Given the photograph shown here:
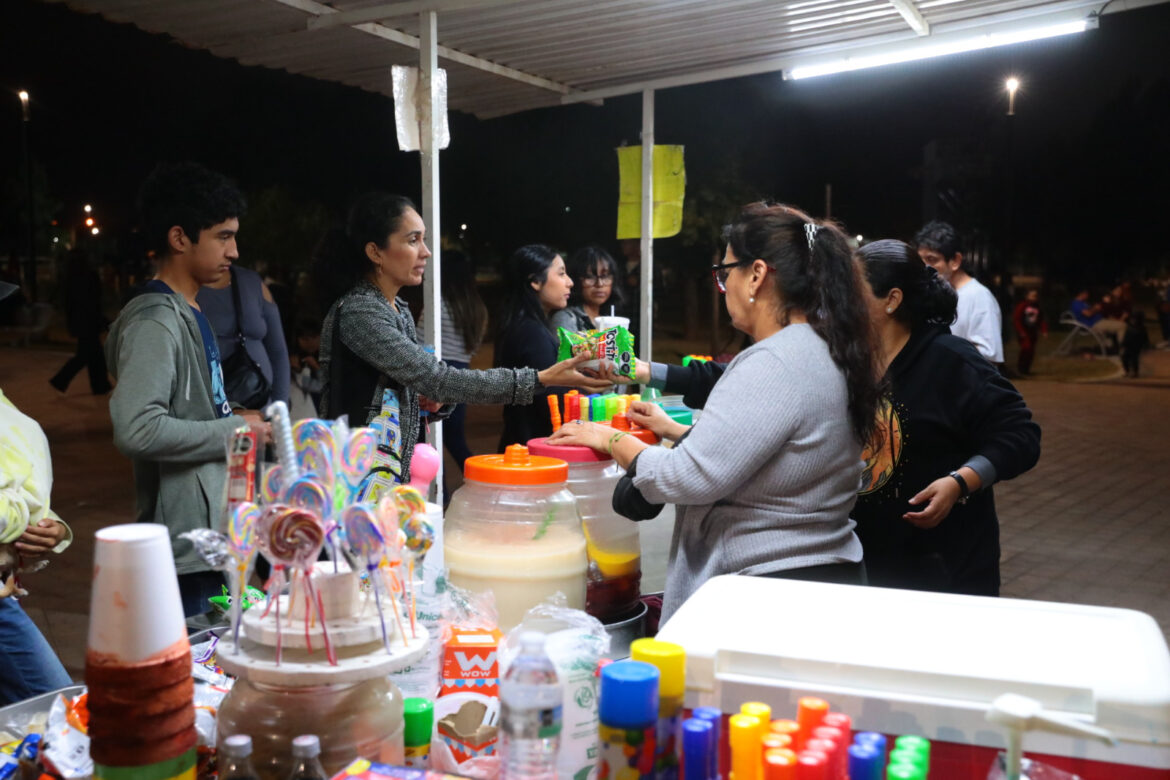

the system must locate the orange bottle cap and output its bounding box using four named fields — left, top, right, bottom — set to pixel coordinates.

left=464, top=444, right=569, bottom=485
